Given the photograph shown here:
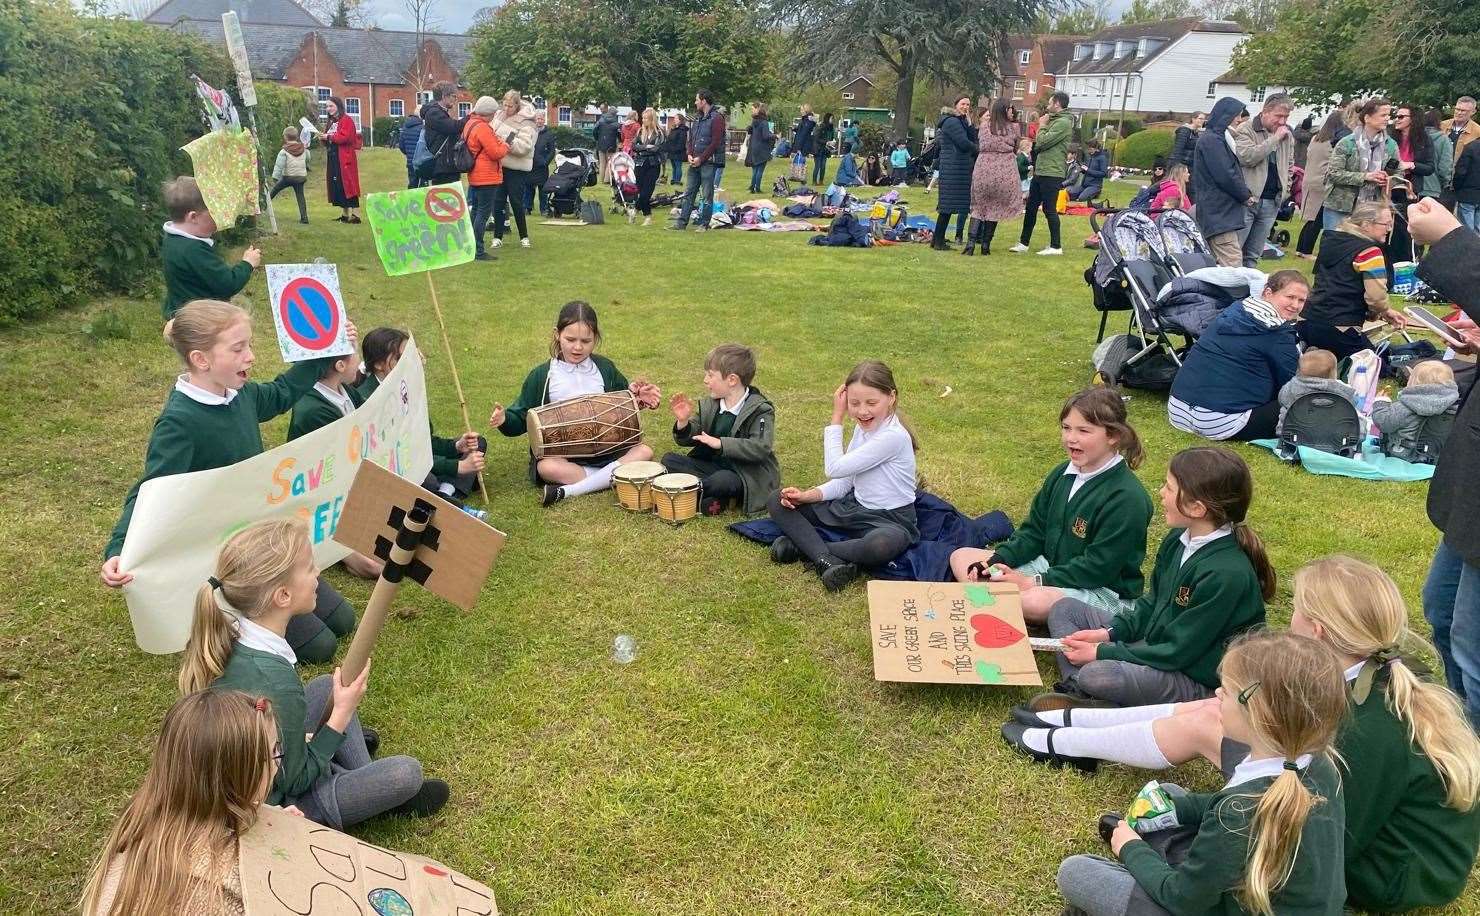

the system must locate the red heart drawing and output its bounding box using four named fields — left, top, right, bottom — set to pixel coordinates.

left=970, top=613, right=1025, bottom=649
left=423, top=864, right=449, bottom=877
